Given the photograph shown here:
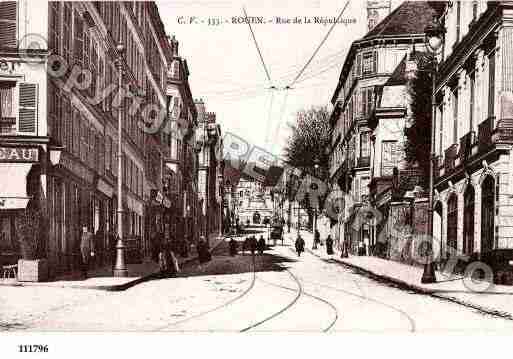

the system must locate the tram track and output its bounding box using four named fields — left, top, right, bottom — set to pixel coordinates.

left=303, top=248, right=416, bottom=332
left=240, top=269, right=302, bottom=332
left=257, top=276, right=338, bottom=332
